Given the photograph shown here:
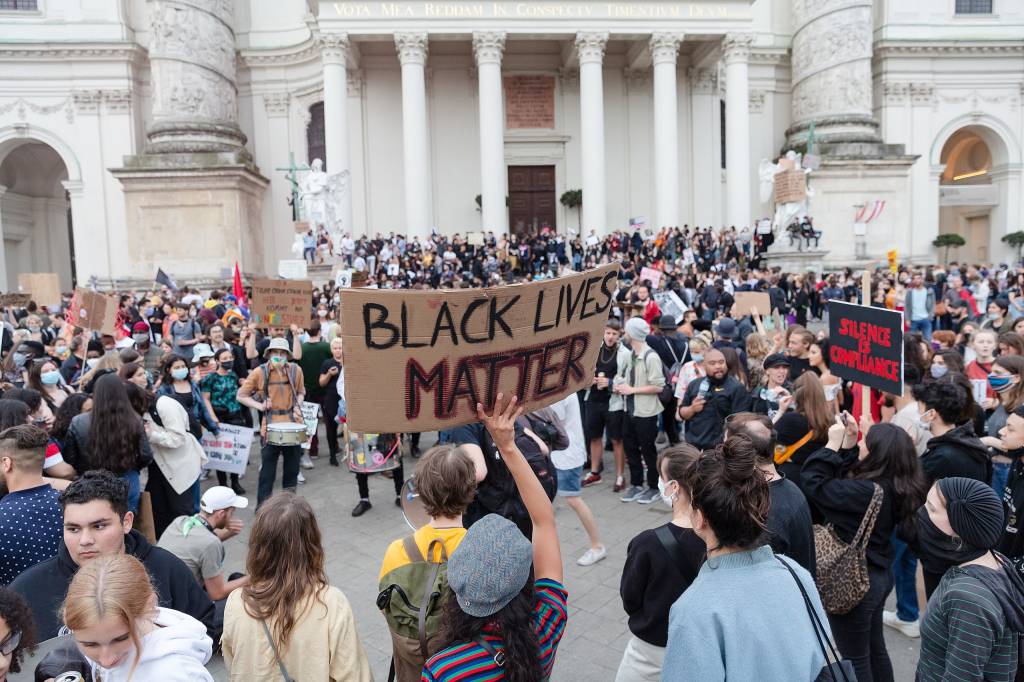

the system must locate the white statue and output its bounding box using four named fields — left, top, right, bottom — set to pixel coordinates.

left=298, top=158, right=349, bottom=237
left=758, top=150, right=813, bottom=235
